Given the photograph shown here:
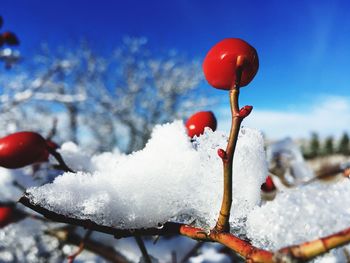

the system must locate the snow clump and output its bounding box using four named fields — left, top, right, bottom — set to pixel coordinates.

left=26, top=121, right=267, bottom=229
